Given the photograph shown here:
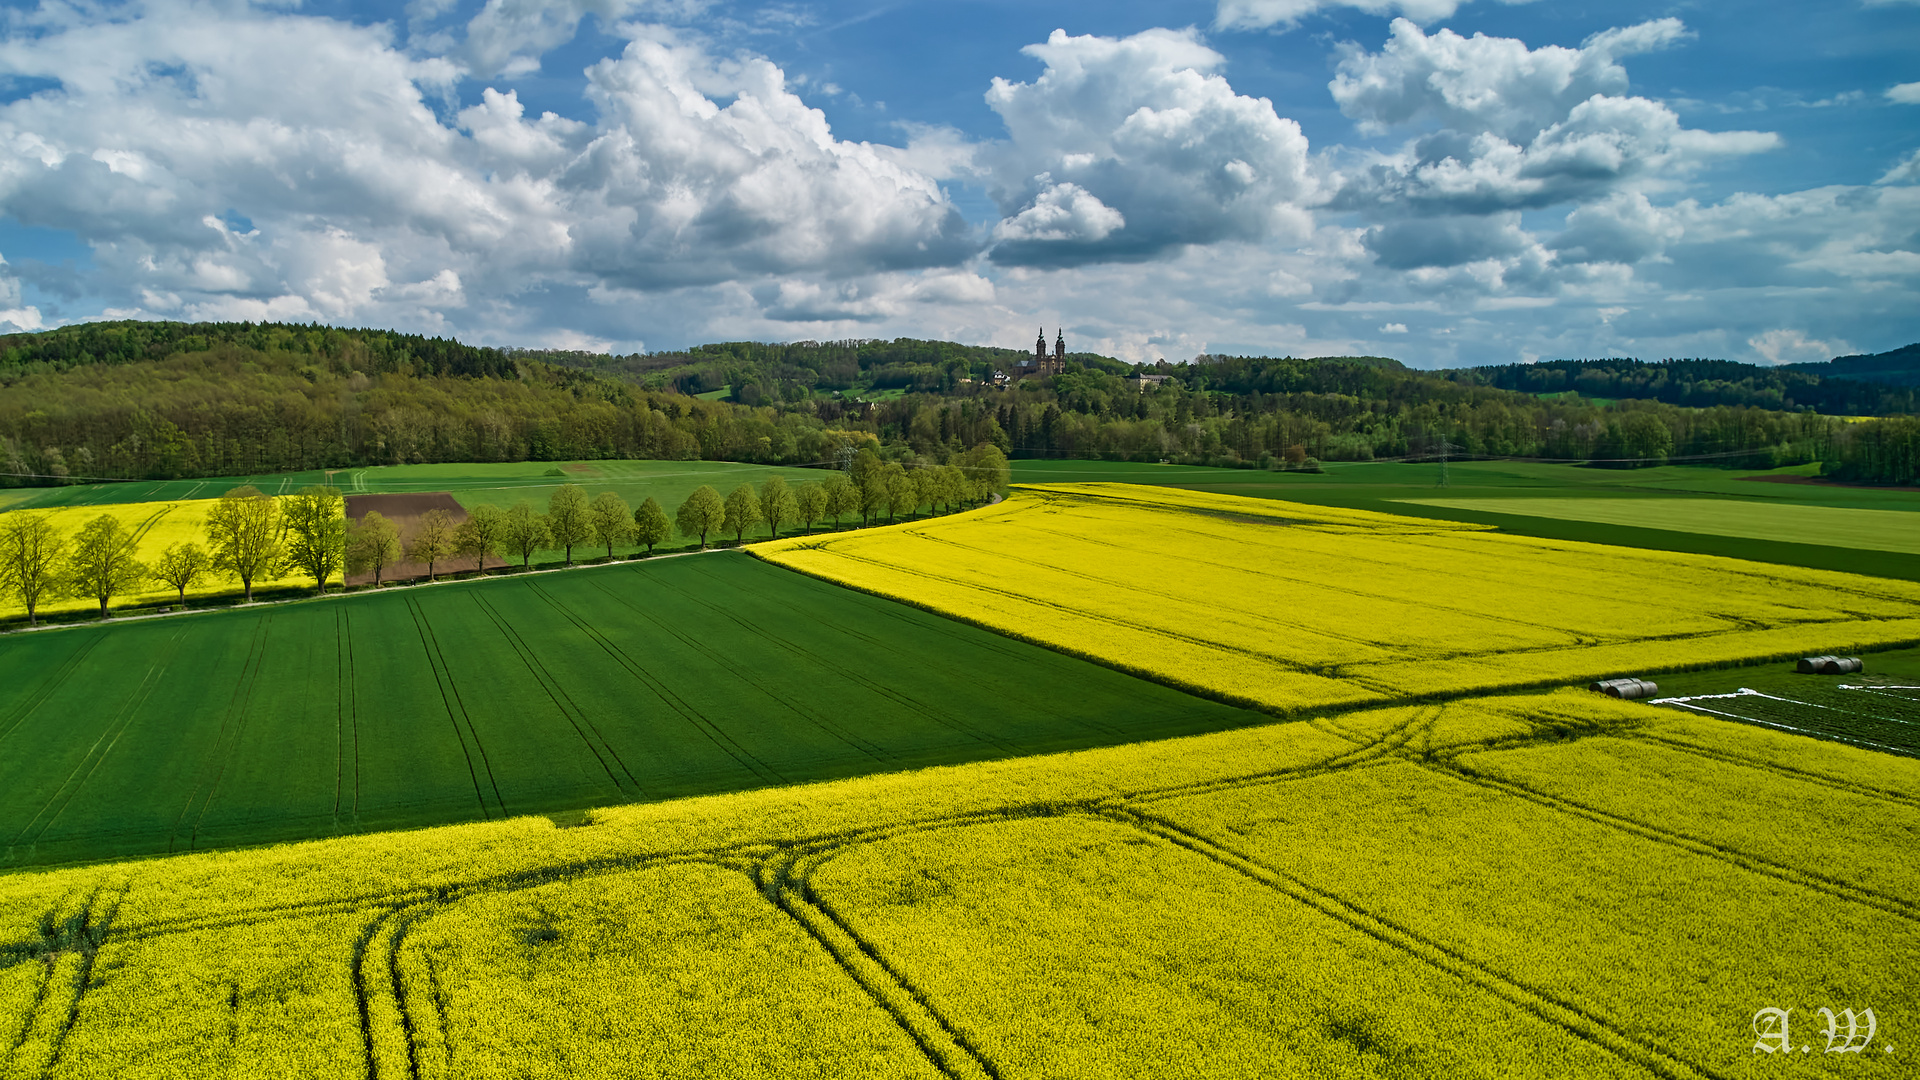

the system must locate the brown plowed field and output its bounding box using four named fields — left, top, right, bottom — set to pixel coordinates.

left=345, top=492, right=509, bottom=584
